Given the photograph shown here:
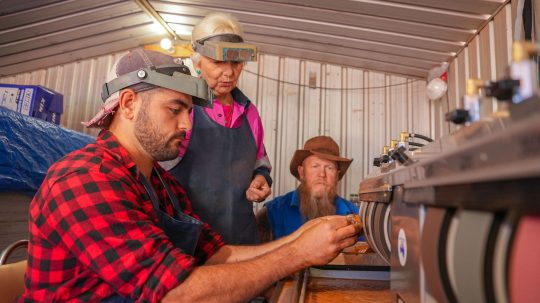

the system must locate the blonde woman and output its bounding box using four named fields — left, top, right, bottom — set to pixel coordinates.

left=167, top=12, right=272, bottom=245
